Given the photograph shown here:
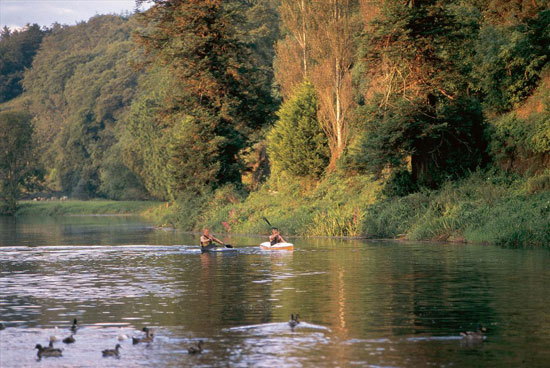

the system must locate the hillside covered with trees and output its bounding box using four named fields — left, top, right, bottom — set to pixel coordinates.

left=1, top=0, right=550, bottom=246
